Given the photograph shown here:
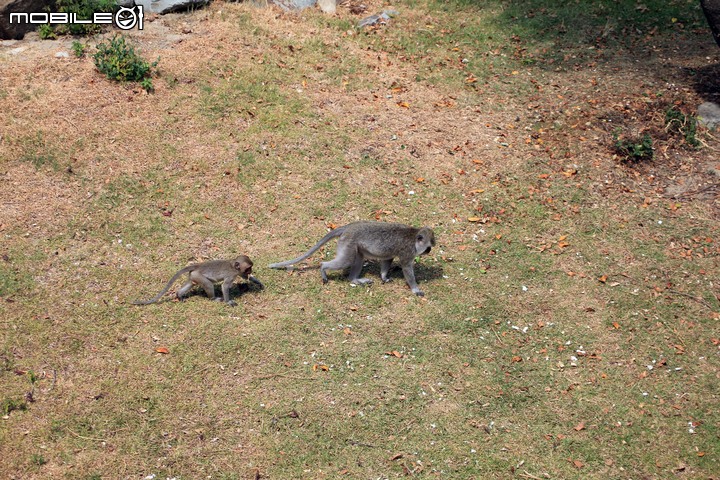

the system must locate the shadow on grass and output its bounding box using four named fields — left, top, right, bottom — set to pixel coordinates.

left=439, top=0, right=718, bottom=99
